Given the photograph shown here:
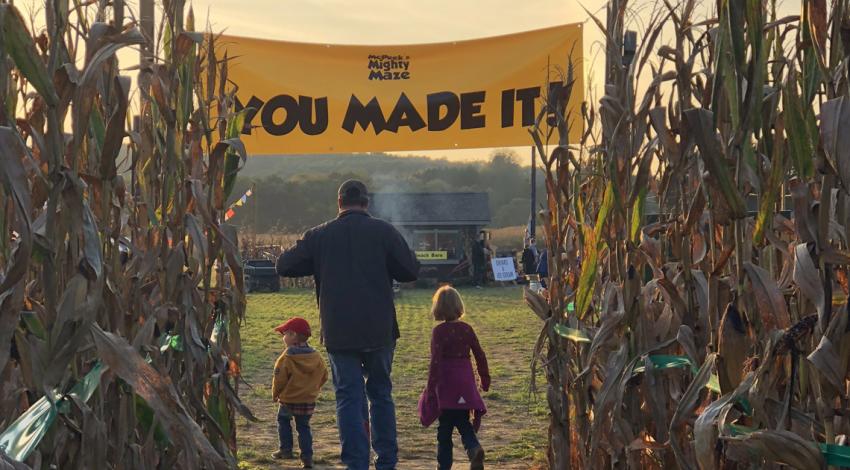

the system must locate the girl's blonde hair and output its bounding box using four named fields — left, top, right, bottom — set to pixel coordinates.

left=431, top=286, right=464, bottom=321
